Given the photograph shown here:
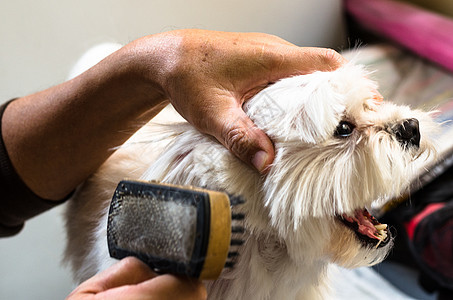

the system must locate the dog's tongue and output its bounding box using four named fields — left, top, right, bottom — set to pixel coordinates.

left=342, top=209, right=380, bottom=240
